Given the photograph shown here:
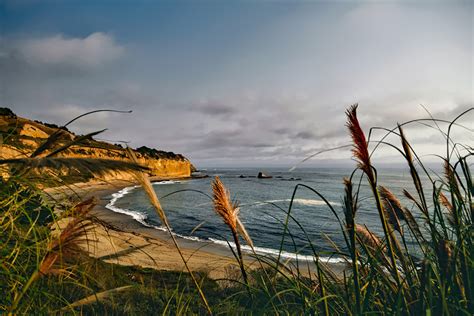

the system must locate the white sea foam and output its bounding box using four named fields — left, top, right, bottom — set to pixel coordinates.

left=106, top=180, right=180, bottom=226
left=106, top=186, right=345, bottom=265
left=106, top=185, right=195, bottom=235
left=246, top=199, right=340, bottom=207
left=105, top=185, right=153, bottom=227
left=152, top=180, right=181, bottom=185
left=208, top=238, right=346, bottom=264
